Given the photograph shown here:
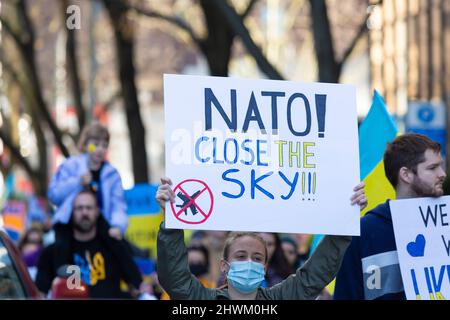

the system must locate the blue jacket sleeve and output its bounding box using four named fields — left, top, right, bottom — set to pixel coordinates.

left=47, top=158, right=83, bottom=206
left=108, top=173, right=128, bottom=234
left=333, top=236, right=365, bottom=300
